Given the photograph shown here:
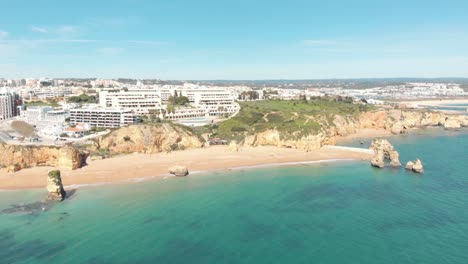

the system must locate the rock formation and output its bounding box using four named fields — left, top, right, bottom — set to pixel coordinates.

left=444, top=118, right=462, bottom=130
left=168, top=165, right=189, bottom=177
left=405, top=159, right=424, bottom=174
left=370, top=139, right=401, bottom=168
left=227, top=140, right=240, bottom=152
left=46, top=170, right=67, bottom=201
left=97, top=123, right=204, bottom=154
left=0, top=144, right=89, bottom=172
left=240, top=110, right=467, bottom=151
left=6, top=164, right=21, bottom=173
